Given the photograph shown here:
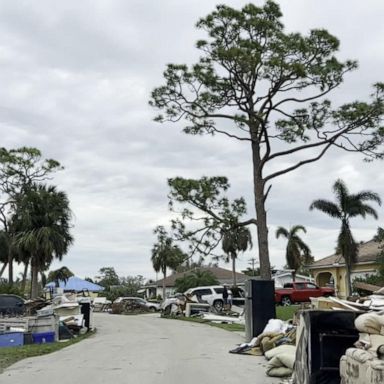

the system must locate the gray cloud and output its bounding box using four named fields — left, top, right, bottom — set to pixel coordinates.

left=1, top=0, right=383, bottom=280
